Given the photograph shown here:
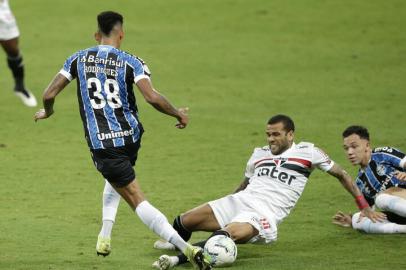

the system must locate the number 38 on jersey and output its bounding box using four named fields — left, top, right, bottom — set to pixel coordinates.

left=87, top=77, right=122, bottom=109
